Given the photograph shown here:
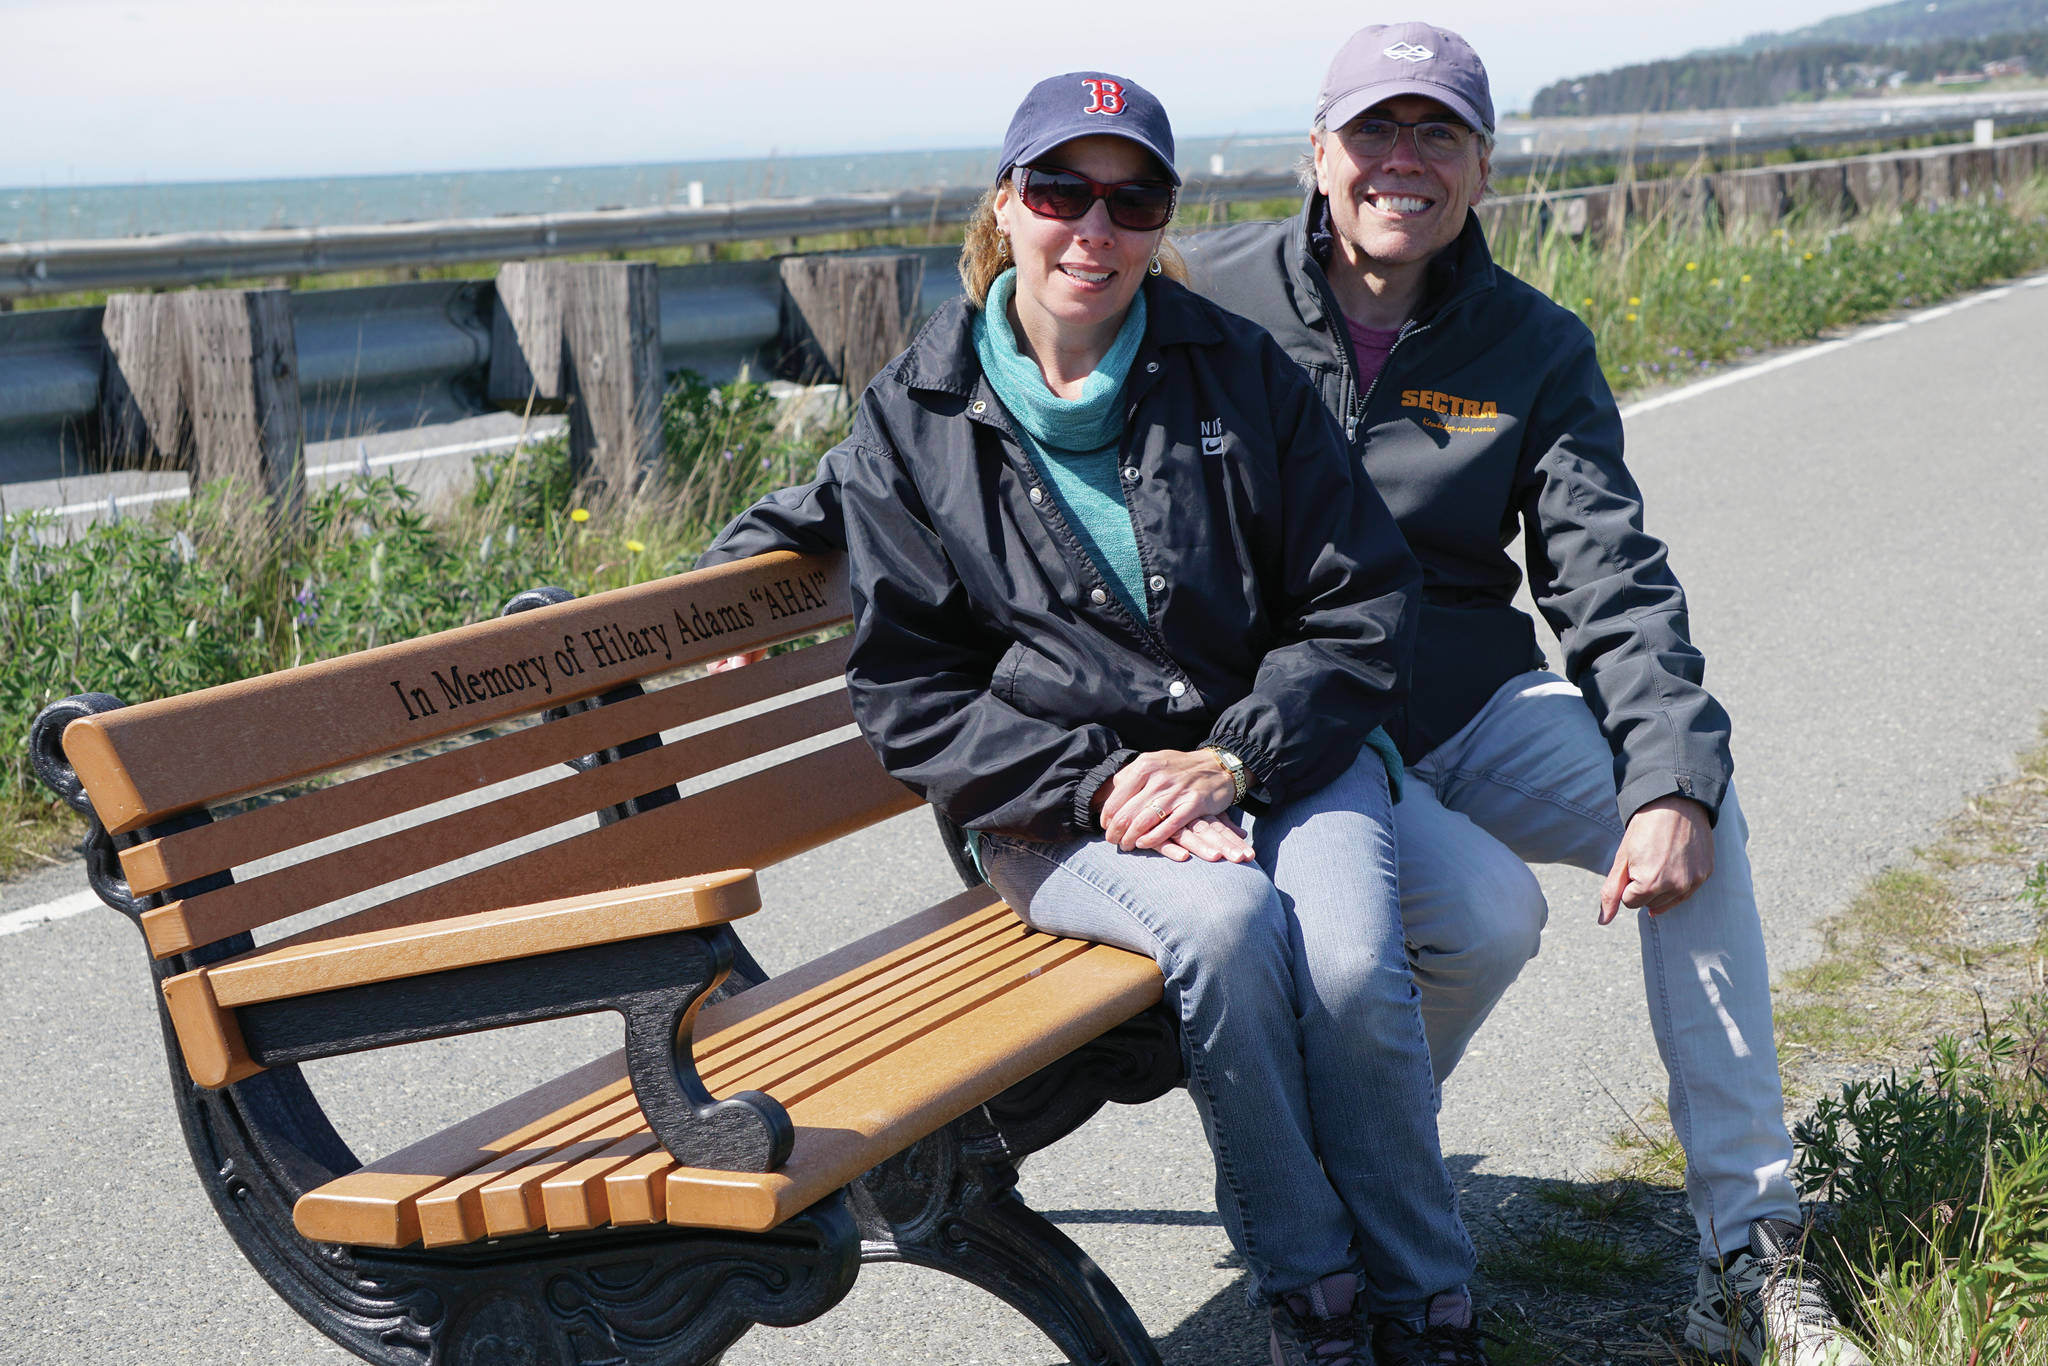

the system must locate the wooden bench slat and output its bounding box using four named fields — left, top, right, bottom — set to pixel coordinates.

left=139, top=690, right=855, bottom=959
left=541, top=1132, right=665, bottom=1233
left=65, top=552, right=847, bottom=835
left=479, top=1104, right=655, bottom=1239
left=120, top=636, right=855, bottom=896
left=291, top=1050, right=635, bottom=1248
left=653, top=943, right=1164, bottom=1234
left=190, top=737, right=916, bottom=966
left=703, top=931, right=1069, bottom=1100
left=414, top=1091, right=650, bottom=1247
left=293, top=891, right=1165, bottom=1248
left=198, top=871, right=758, bottom=1009
left=694, top=904, right=1023, bottom=1077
